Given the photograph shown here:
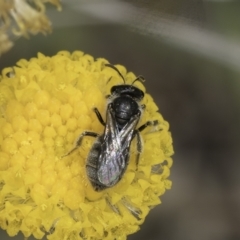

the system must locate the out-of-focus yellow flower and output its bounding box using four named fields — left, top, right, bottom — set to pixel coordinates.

left=0, top=0, right=61, bottom=56
left=0, top=51, right=174, bottom=240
